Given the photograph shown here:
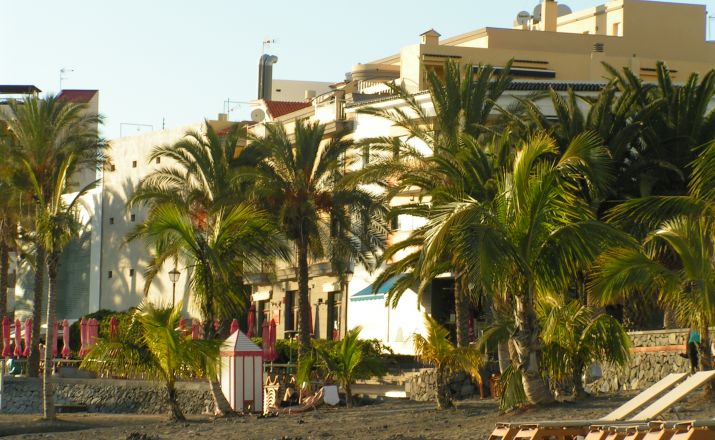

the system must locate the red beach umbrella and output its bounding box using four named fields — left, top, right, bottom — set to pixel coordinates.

left=79, top=318, right=87, bottom=357
left=230, top=318, right=239, bottom=335
left=51, top=320, right=59, bottom=358
left=268, top=319, right=277, bottom=362
left=61, top=320, right=71, bottom=359
left=2, top=316, right=11, bottom=358
left=191, top=319, right=200, bottom=340
left=246, top=304, right=255, bottom=338
left=109, top=316, right=119, bottom=338
left=22, top=318, right=32, bottom=357
left=261, top=319, right=269, bottom=359
left=13, top=318, right=22, bottom=357
left=308, top=305, right=314, bottom=336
